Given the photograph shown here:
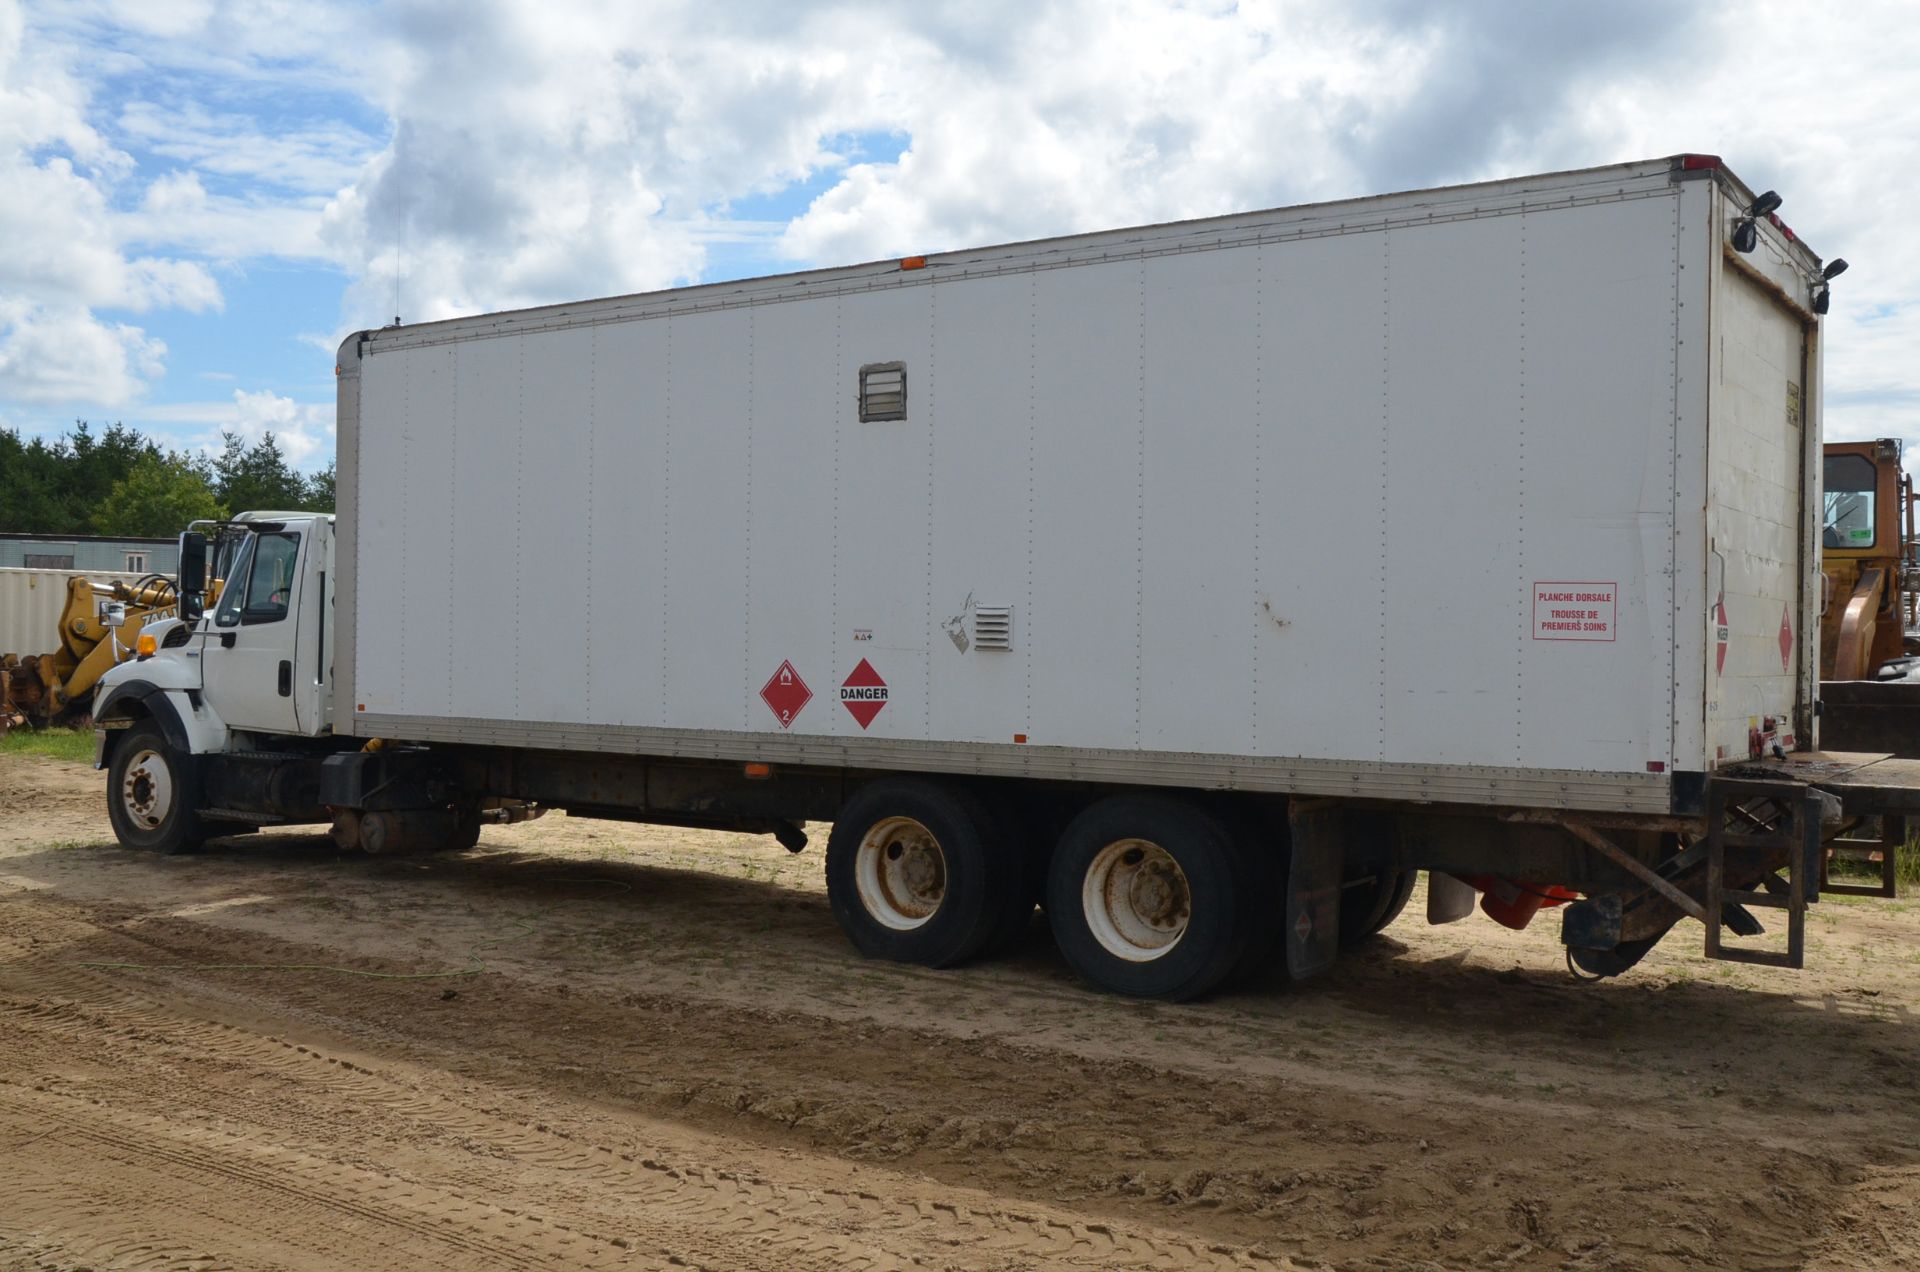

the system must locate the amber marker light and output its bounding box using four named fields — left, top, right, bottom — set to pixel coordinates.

left=136, top=632, right=158, bottom=657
